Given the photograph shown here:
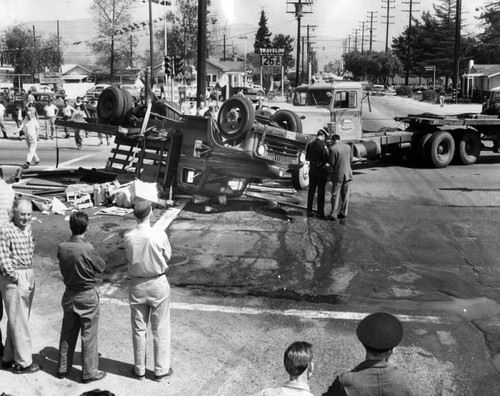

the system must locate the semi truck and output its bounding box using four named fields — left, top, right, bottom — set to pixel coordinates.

left=257, top=81, right=500, bottom=189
